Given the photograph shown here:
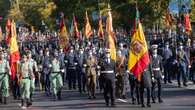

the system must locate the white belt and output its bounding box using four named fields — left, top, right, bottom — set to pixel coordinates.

left=101, top=70, right=114, bottom=74
left=152, top=68, right=160, bottom=71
